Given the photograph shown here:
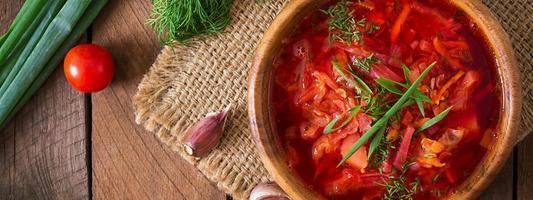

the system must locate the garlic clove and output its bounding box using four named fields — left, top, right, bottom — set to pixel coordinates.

left=249, top=182, right=290, bottom=200
left=183, top=105, right=231, bottom=157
